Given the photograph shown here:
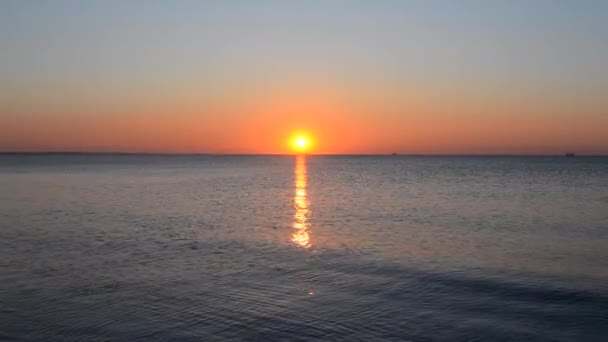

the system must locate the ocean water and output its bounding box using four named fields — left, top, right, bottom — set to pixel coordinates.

left=1, top=154, right=607, bottom=341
